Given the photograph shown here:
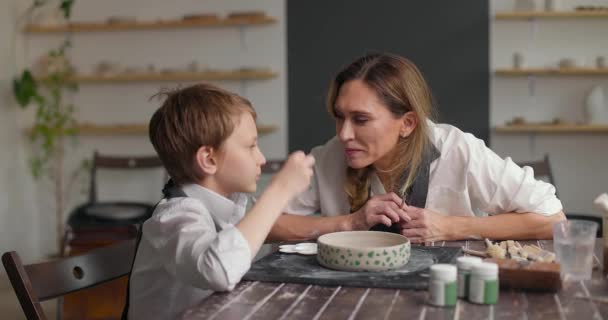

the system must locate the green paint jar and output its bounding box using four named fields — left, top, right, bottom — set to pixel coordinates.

left=456, top=256, right=482, bottom=299
left=429, top=264, right=457, bottom=307
left=468, top=262, right=499, bottom=305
